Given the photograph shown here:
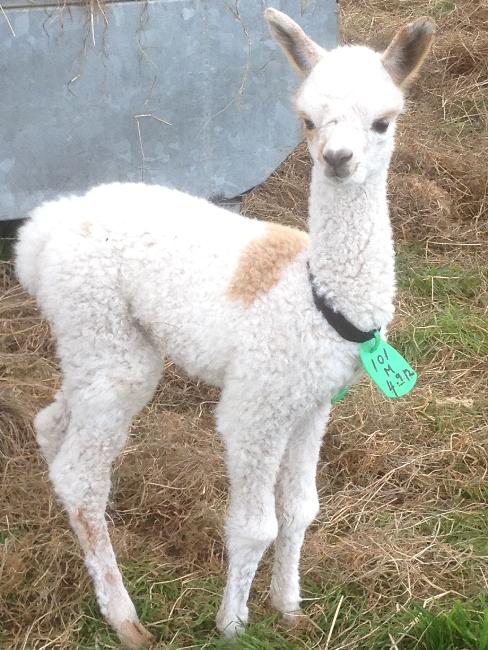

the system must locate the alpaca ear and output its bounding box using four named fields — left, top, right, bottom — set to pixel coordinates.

left=382, top=17, right=435, bottom=88
left=264, top=8, right=324, bottom=77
